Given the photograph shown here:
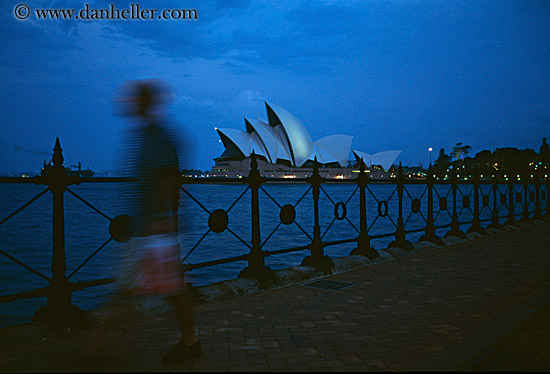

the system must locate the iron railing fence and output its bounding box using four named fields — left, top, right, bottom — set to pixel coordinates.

left=0, top=138, right=548, bottom=323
